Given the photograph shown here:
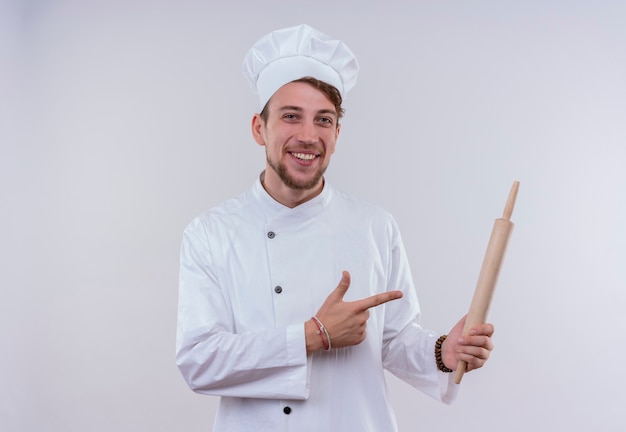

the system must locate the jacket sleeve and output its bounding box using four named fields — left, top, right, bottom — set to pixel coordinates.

left=175, top=223, right=310, bottom=400
left=380, top=217, right=460, bottom=404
